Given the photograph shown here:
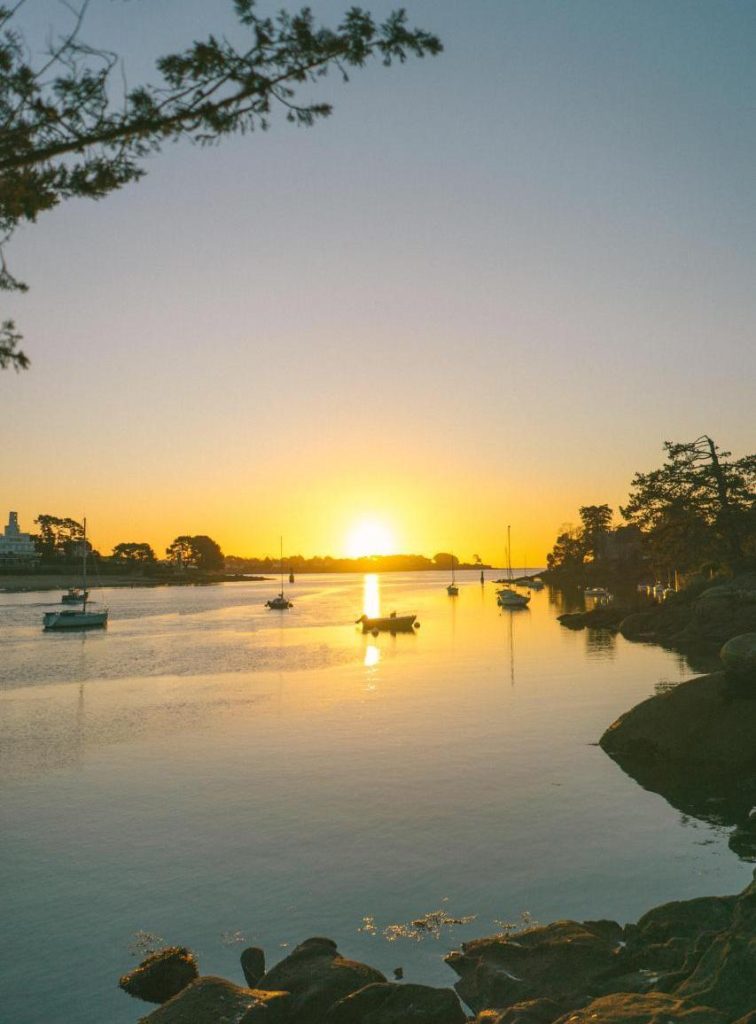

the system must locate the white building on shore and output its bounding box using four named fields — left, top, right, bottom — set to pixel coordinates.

left=0, top=511, right=38, bottom=563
